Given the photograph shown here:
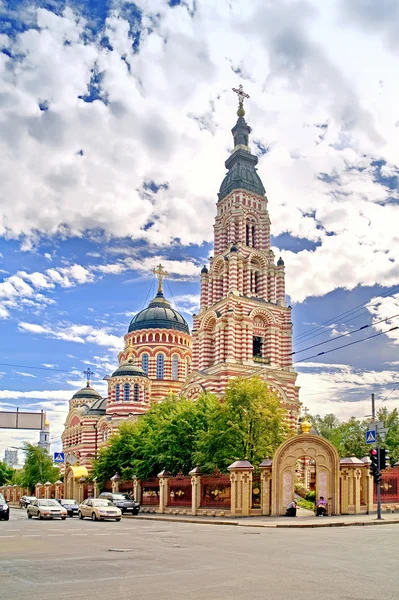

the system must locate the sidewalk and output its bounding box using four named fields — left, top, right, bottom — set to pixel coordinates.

left=124, top=507, right=399, bottom=529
